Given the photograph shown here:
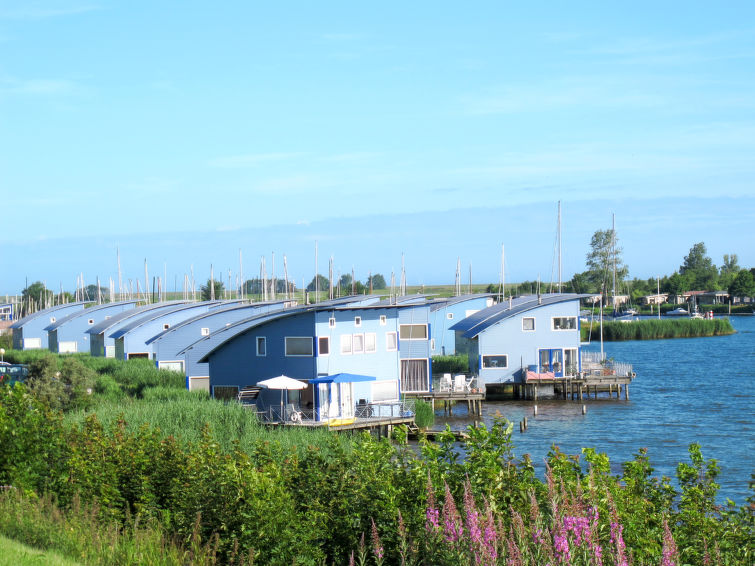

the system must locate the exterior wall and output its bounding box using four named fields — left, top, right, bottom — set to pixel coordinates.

left=475, top=300, right=582, bottom=386
left=208, top=312, right=317, bottom=393
left=398, top=305, right=430, bottom=361
left=49, top=303, right=137, bottom=354
left=313, top=308, right=402, bottom=403
left=429, top=297, right=493, bottom=356
left=11, top=304, right=85, bottom=350
left=119, top=305, right=215, bottom=360
left=152, top=303, right=290, bottom=381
